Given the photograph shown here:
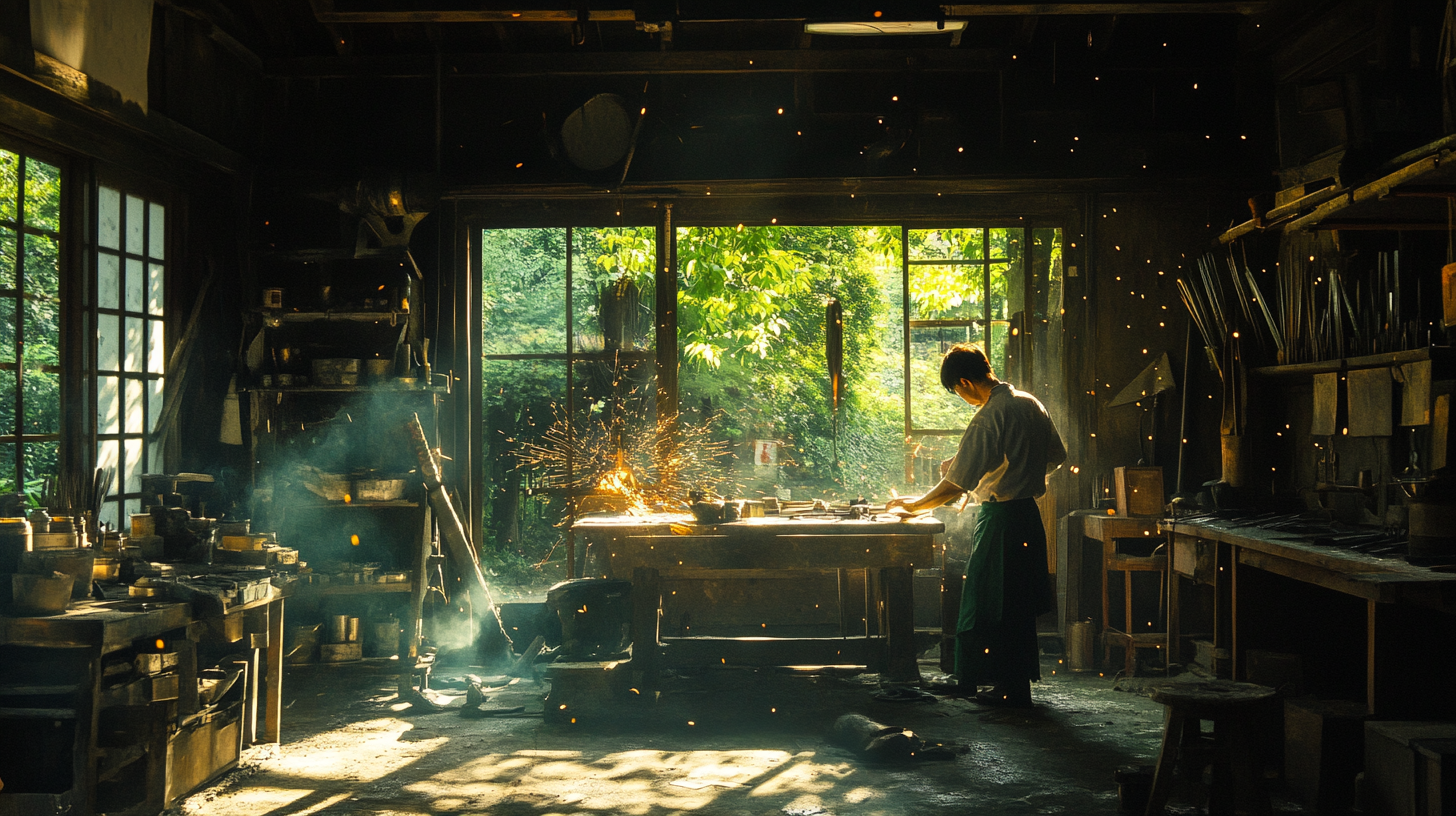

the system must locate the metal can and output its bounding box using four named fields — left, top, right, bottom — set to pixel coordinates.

left=329, top=614, right=350, bottom=644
